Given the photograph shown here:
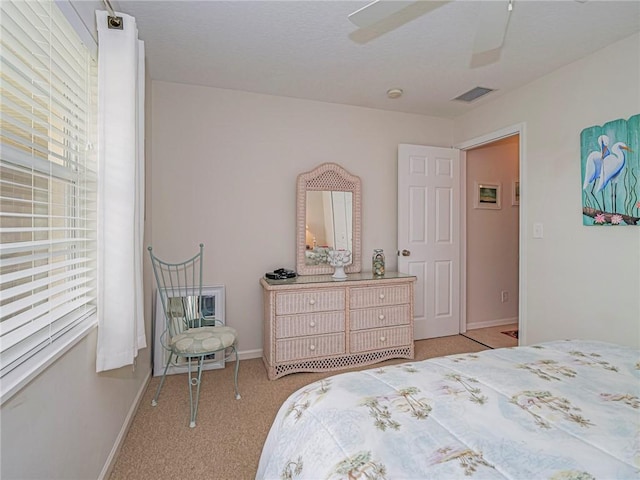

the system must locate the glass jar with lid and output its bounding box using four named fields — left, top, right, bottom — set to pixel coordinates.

left=372, top=249, right=385, bottom=276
